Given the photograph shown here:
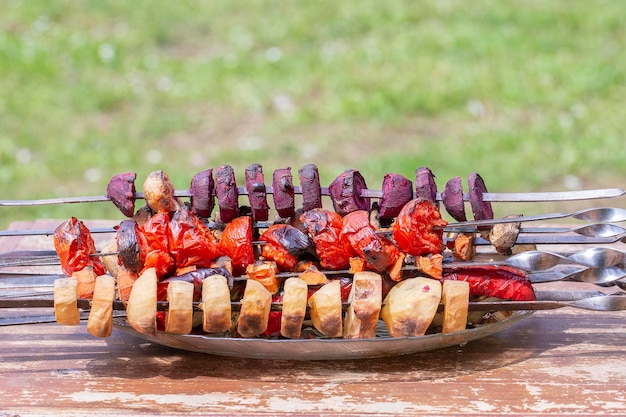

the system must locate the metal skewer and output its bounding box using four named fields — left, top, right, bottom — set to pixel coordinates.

left=441, top=207, right=626, bottom=229
left=1, top=291, right=624, bottom=315
left=0, top=187, right=624, bottom=207
left=1, top=207, right=625, bottom=241
left=451, top=247, right=625, bottom=271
